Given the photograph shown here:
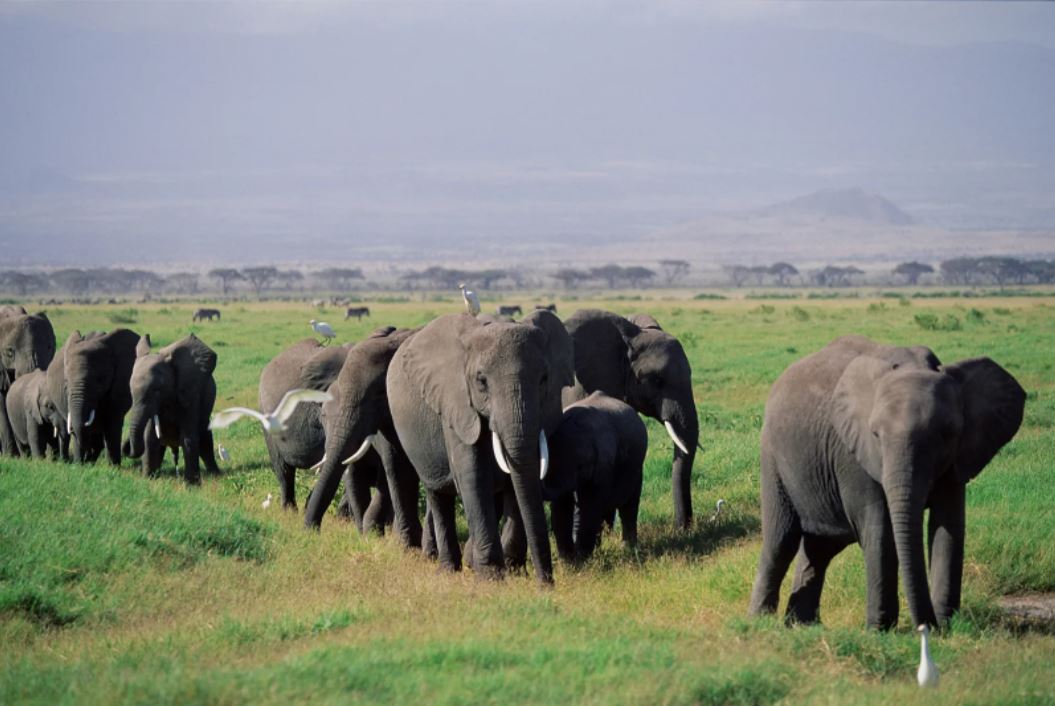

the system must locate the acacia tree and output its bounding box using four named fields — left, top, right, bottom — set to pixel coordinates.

left=768, top=262, right=799, bottom=287
left=50, top=268, right=92, bottom=295
left=316, top=268, right=364, bottom=290
left=242, top=266, right=279, bottom=299
left=724, top=265, right=751, bottom=288
left=893, top=261, right=934, bottom=285
left=209, top=268, right=244, bottom=295
left=166, top=272, right=199, bottom=294
left=0, top=271, right=47, bottom=296
left=940, top=258, right=980, bottom=286
left=591, top=264, right=626, bottom=289
left=624, top=266, right=656, bottom=288
left=749, top=265, right=769, bottom=286
left=553, top=268, right=590, bottom=289
left=658, top=259, right=690, bottom=286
